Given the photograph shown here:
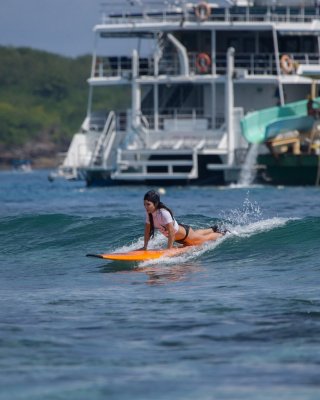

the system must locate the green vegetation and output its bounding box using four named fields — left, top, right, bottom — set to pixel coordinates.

left=0, top=46, right=129, bottom=159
